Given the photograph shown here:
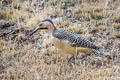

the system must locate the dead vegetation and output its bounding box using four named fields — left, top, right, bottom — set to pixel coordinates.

left=0, top=0, right=120, bottom=80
